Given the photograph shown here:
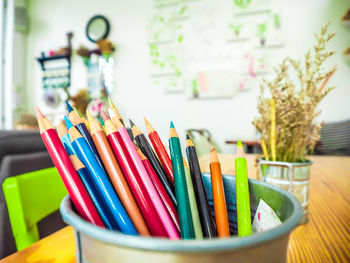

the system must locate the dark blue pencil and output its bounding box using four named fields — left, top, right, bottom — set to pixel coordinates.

left=66, top=101, right=104, bottom=167
left=65, top=117, right=138, bottom=235
left=63, top=145, right=114, bottom=229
